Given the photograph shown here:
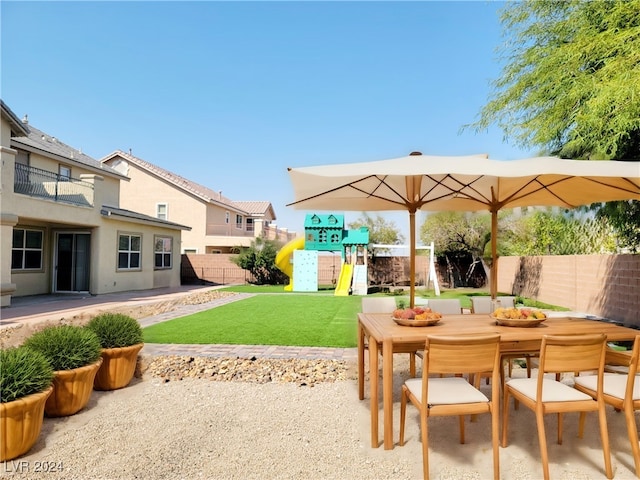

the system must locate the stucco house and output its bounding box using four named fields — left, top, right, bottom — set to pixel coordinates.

left=101, top=150, right=296, bottom=254
left=0, top=101, right=190, bottom=307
